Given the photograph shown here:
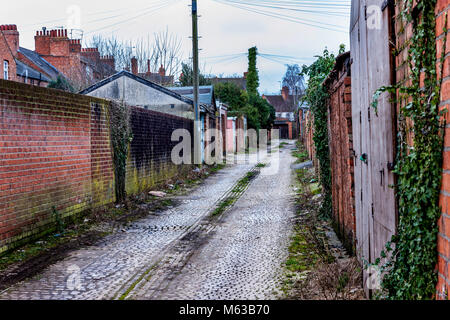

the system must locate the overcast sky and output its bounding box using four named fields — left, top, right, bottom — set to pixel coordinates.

left=2, top=0, right=350, bottom=94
